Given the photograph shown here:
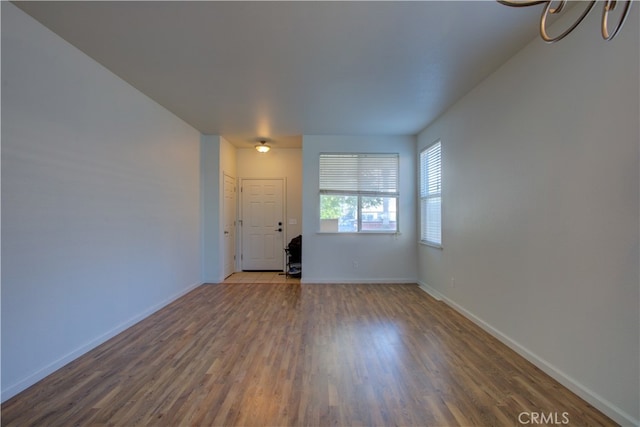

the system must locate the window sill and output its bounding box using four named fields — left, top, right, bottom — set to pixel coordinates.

left=419, top=241, right=443, bottom=249
left=317, top=231, right=401, bottom=235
